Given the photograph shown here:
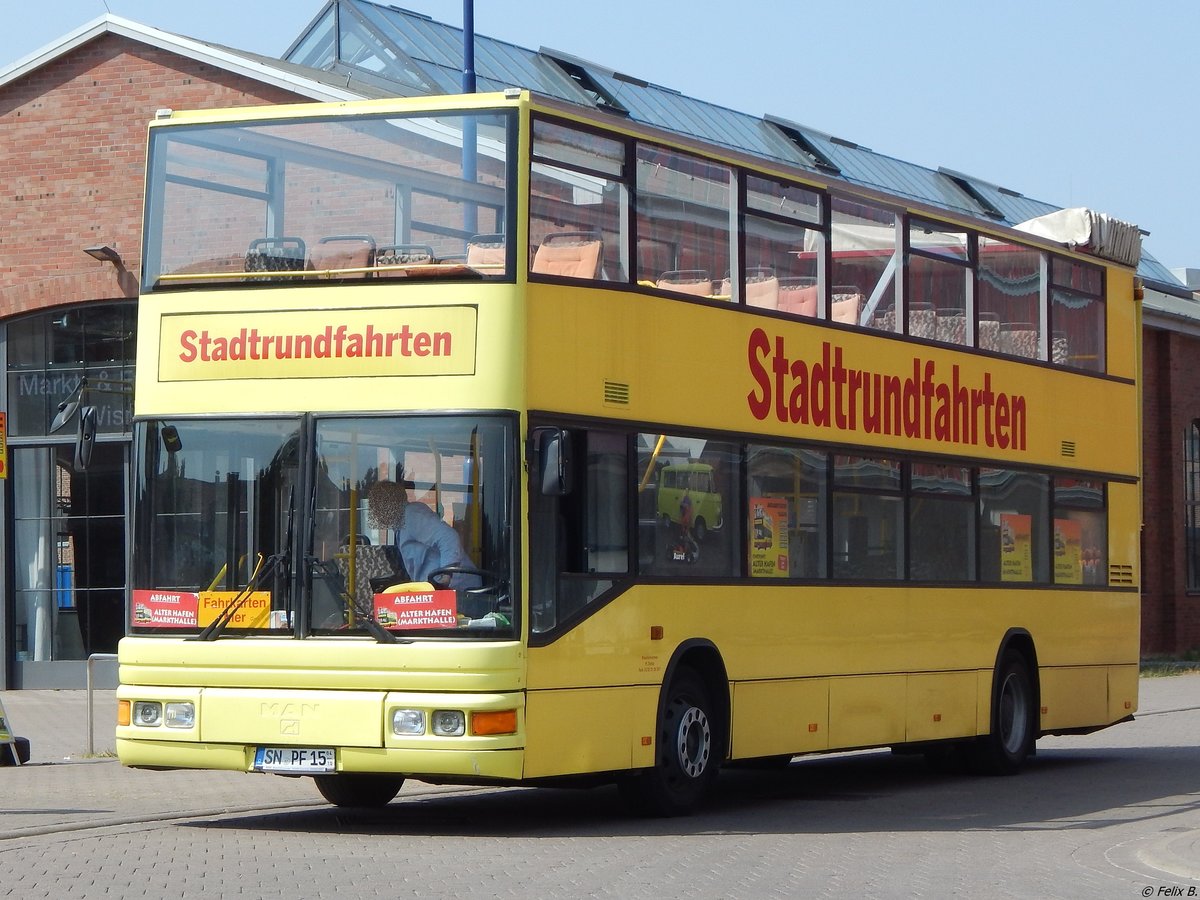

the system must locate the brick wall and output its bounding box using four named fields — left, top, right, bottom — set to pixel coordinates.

left=0, top=33, right=307, bottom=318
left=1141, top=324, right=1200, bottom=654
